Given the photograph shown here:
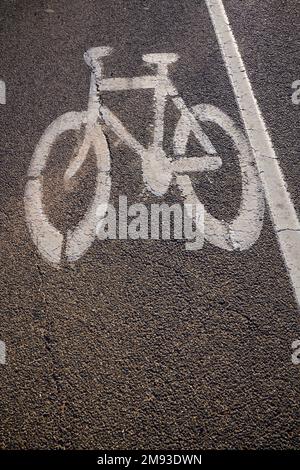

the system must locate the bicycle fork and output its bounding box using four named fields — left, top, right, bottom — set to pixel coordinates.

left=63, top=72, right=100, bottom=189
